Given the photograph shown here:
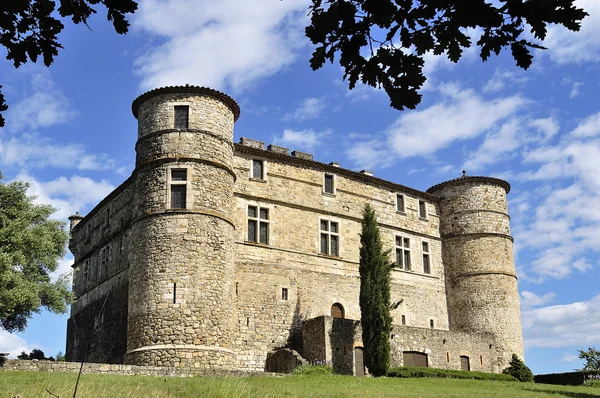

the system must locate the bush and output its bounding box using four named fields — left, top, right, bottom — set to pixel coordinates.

left=293, top=363, right=333, bottom=375
left=583, top=380, right=600, bottom=388
left=387, top=366, right=517, bottom=382
left=502, top=354, right=534, bottom=382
